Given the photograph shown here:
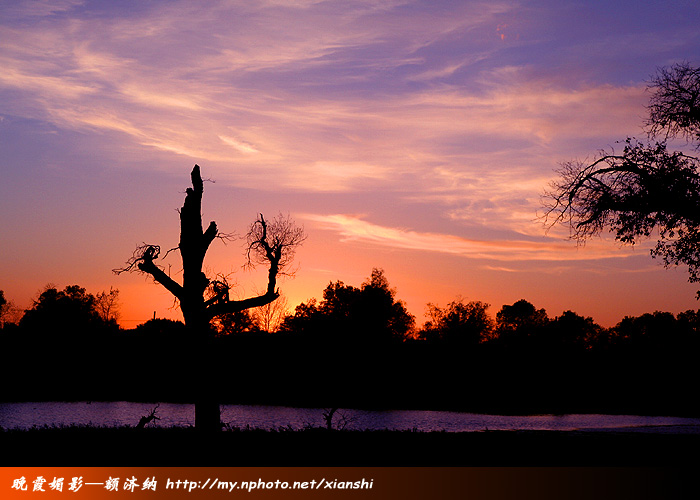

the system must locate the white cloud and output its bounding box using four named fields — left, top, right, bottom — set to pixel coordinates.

left=219, top=135, right=259, bottom=154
